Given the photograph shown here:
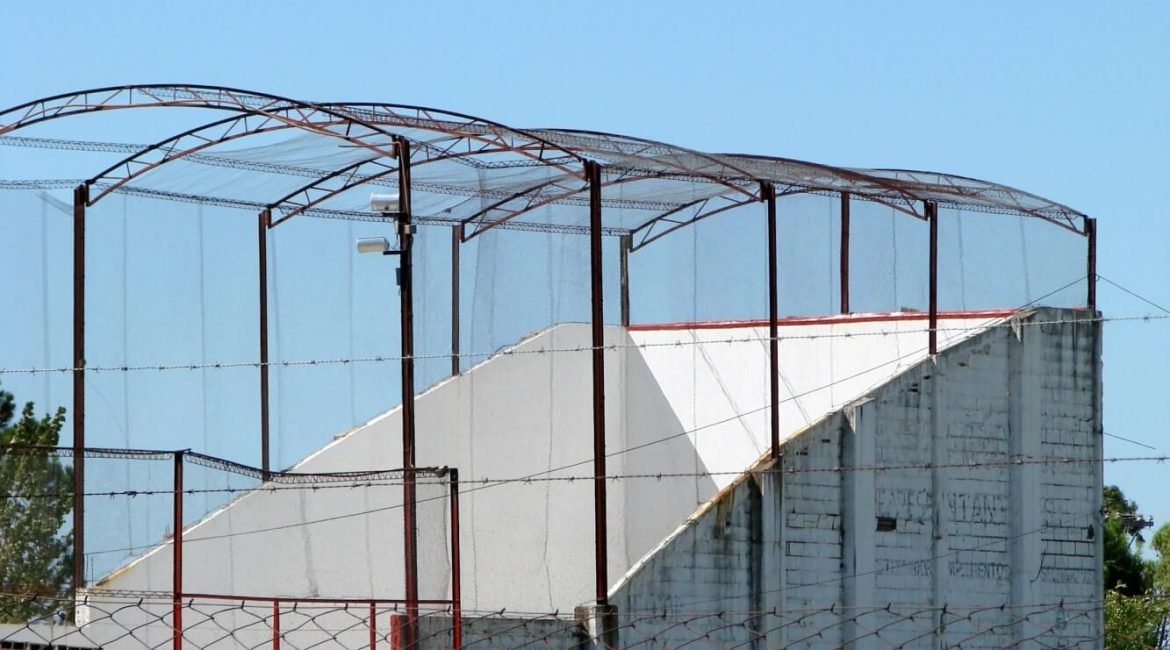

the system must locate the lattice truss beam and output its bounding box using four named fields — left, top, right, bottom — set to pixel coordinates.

left=0, top=84, right=1090, bottom=245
